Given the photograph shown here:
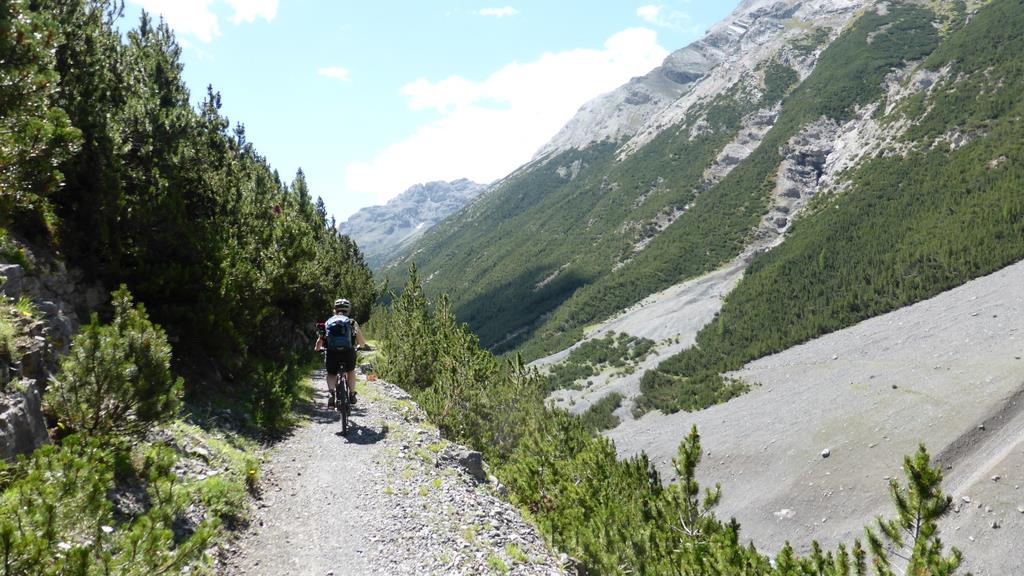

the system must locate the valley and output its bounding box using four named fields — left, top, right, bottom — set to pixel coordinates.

left=5, top=0, right=1024, bottom=573
left=580, top=257, right=1024, bottom=574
